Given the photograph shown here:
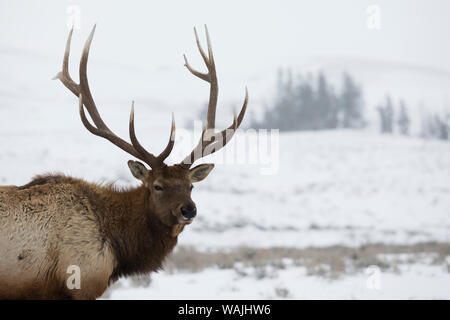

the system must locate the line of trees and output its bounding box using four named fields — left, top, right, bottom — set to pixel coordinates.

left=376, top=94, right=449, bottom=141
left=420, top=111, right=449, bottom=141
left=189, top=68, right=449, bottom=142
left=376, top=95, right=410, bottom=135
left=251, top=69, right=366, bottom=131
